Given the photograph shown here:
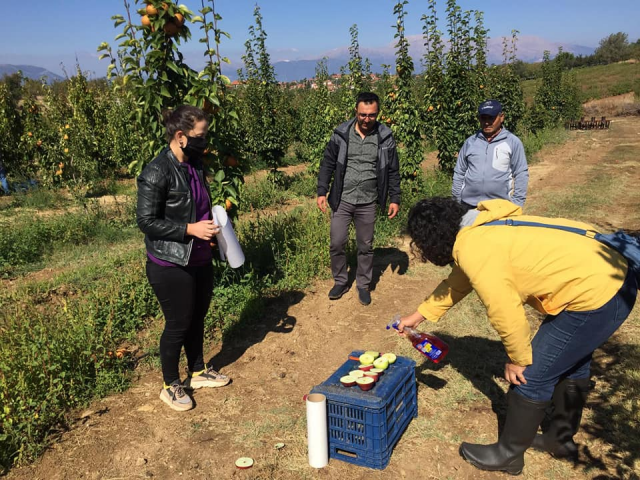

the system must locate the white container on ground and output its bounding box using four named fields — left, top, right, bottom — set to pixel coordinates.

left=306, top=393, right=329, bottom=468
